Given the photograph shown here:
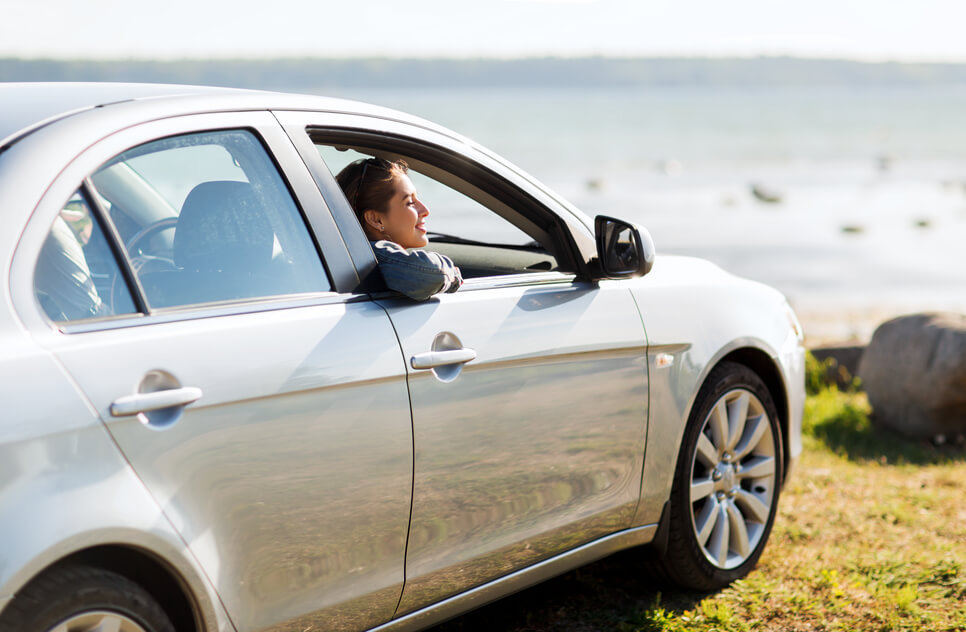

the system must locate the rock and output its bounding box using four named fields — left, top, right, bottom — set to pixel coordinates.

left=750, top=183, right=782, bottom=204
left=751, top=184, right=782, bottom=204
left=857, top=313, right=966, bottom=440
